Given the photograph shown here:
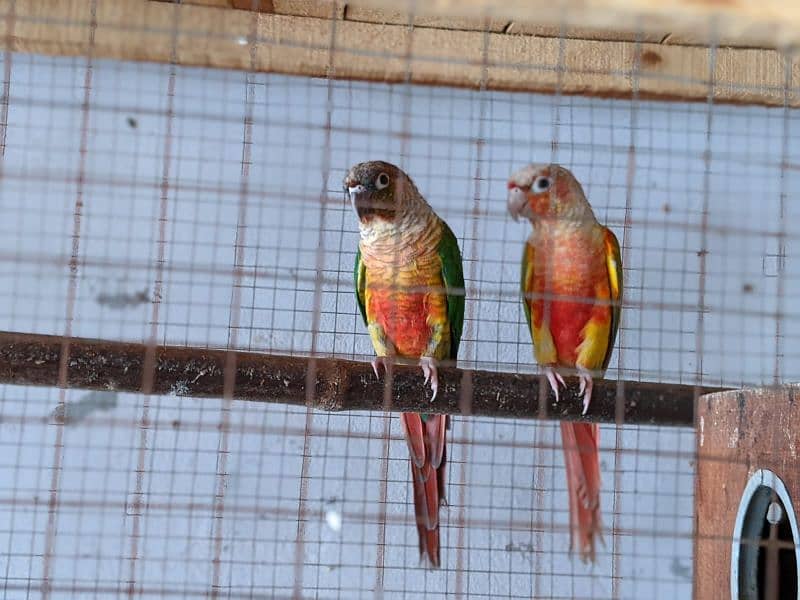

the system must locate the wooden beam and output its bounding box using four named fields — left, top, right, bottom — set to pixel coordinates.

left=2, top=0, right=798, bottom=107
left=343, top=3, right=508, bottom=33
left=172, top=0, right=789, bottom=49
left=154, top=0, right=346, bottom=17
left=350, top=0, right=800, bottom=49
left=230, top=0, right=274, bottom=13
left=273, top=0, right=343, bottom=19
left=0, top=330, right=712, bottom=426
